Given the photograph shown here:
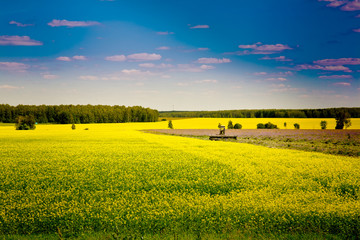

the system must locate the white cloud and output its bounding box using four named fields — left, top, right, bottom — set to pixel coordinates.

left=42, top=74, right=58, bottom=79
left=127, top=53, right=161, bottom=61
left=79, top=75, right=99, bottom=80
left=156, top=31, right=175, bottom=35
left=200, top=64, right=215, bottom=70
left=105, top=55, right=127, bottom=61
left=196, top=57, right=231, bottom=64
left=73, top=55, right=87, bottom=60
left=0, top=35, right=42, bottom=46
left=190, top=25, right=210, bottom=29
left=0, top=62, right=29, bottom=72
left=0, top=84, right=23, bottom=89
left=48, top=19, right=100, bottom=27
left=139, top=63, right=173, bottom=68
left=156, top=46, right=170, bottom=50
left=9, top=21, right=33, bottom=27
left=56, top=56, right=72, bottom=61
left=195, top=79, right=218, bottom=84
